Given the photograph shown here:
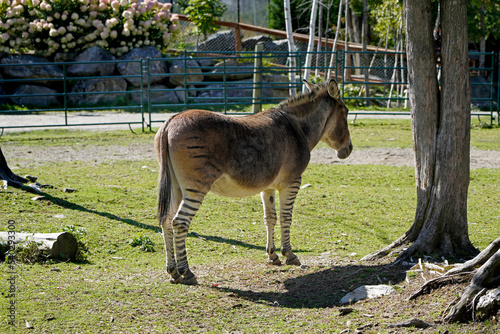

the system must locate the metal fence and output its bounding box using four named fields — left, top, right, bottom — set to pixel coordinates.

left=0, top=49, right=498, bottom=135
